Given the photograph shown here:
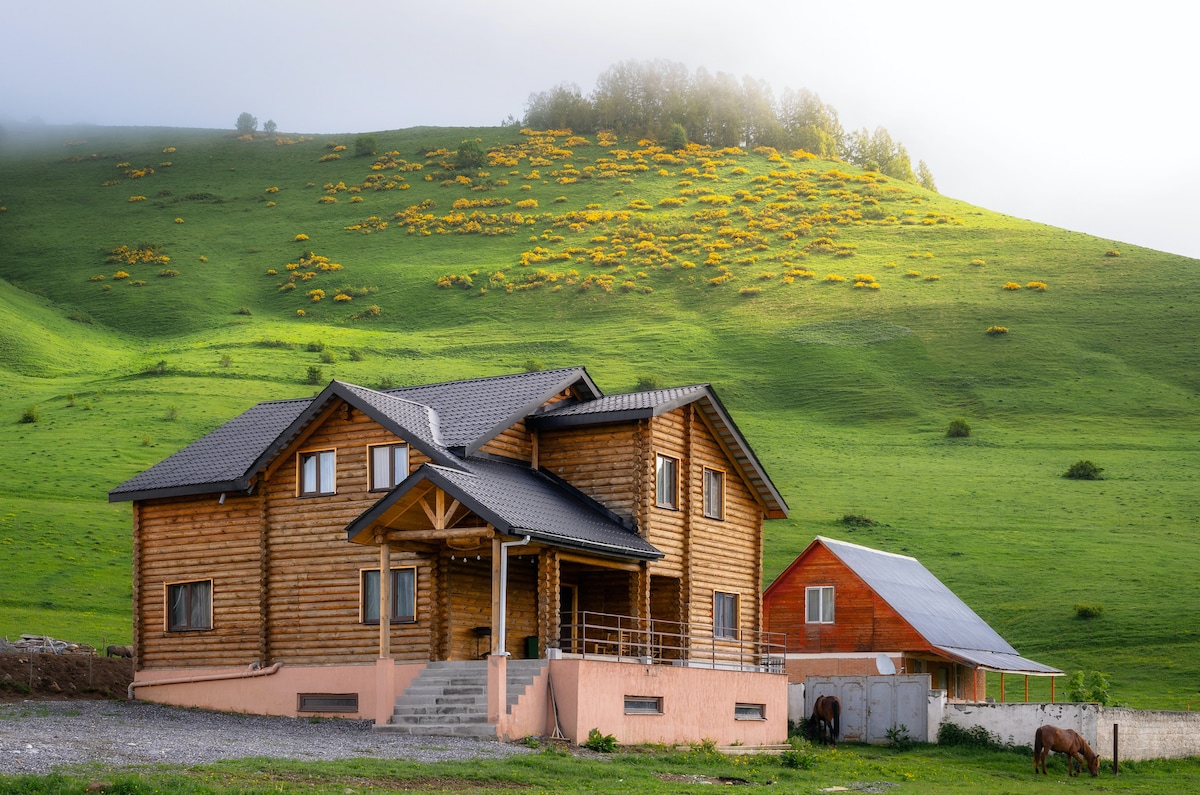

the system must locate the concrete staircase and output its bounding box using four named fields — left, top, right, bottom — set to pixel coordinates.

left=374, top=659, right=546, bottom=737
